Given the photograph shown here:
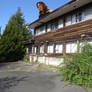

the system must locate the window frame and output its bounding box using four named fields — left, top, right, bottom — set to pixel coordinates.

left=55, top=43, right=63, bottom=53
left=47, top=44, right=54, bottom=54
left=66, top=42, right=77, bottom=54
